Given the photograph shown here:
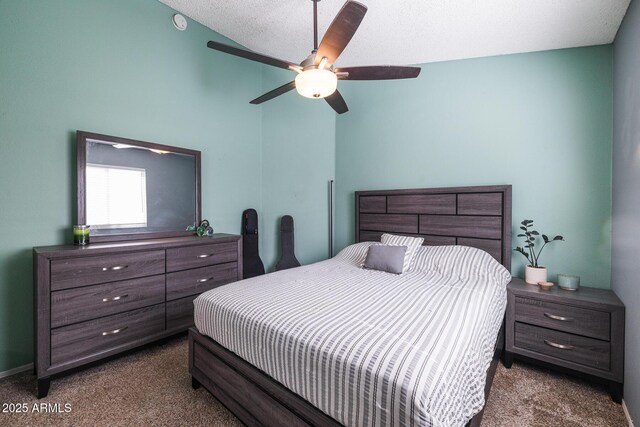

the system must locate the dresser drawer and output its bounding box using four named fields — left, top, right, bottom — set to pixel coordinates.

left=51, top=304, right=165, bottom=366
left=51, top=275, right=165, bottom=328
left=166, top=296, right=197, bottom=331
left=166, top=242, right=238, bottom=272
left=514, top=296, right=610, bottom=341
left=51, top=250, right=165, bottom=291
left=515, top=322, right=610, bottom=371
left=166, top=262, right=237, bottom=301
